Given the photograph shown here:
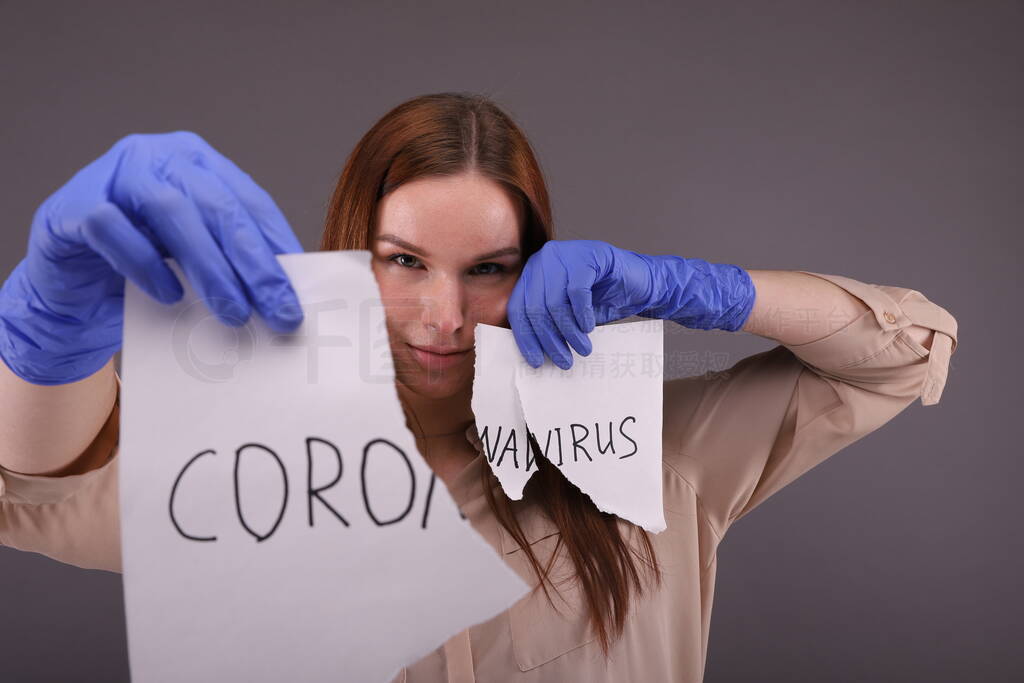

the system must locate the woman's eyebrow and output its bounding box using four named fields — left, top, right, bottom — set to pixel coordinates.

left=376, top=233, right=519, bottom=261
